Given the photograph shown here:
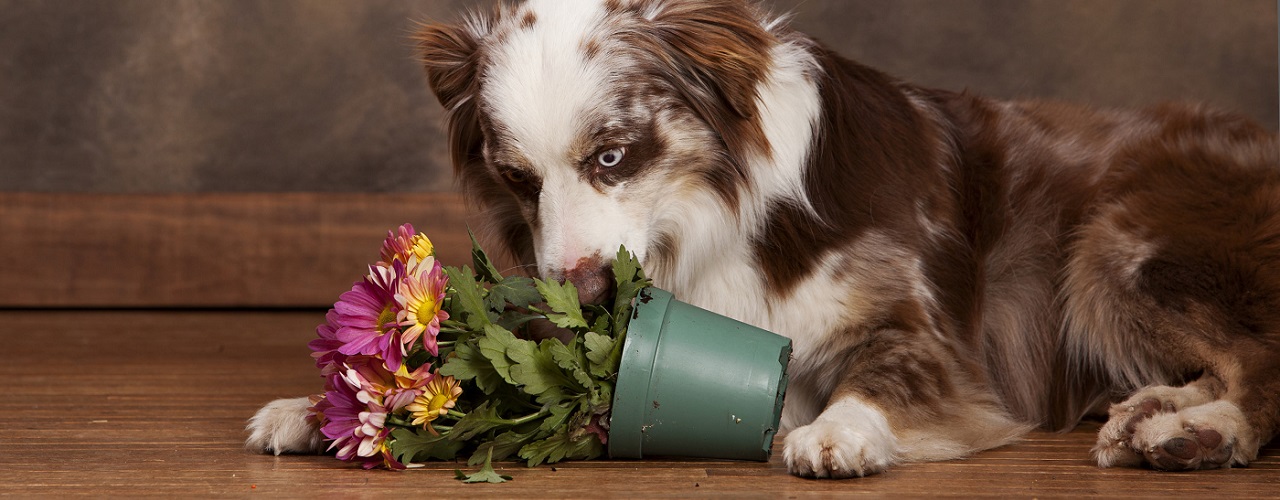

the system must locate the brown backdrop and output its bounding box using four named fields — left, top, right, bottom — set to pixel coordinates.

left=0, top=0, right=1276, bottom=307
left=1, top=0, right=1274, bottom=193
